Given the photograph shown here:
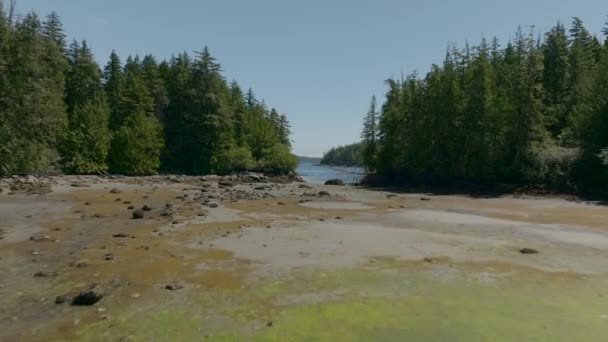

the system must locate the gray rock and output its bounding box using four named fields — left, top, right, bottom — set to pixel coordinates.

left=519, top=248, right=539, bottom=254
left=132, top=209, right=144, bottom=219
left=325, top=179, right=345, bottom=186
left=71, top=286, right=104, bottom=306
